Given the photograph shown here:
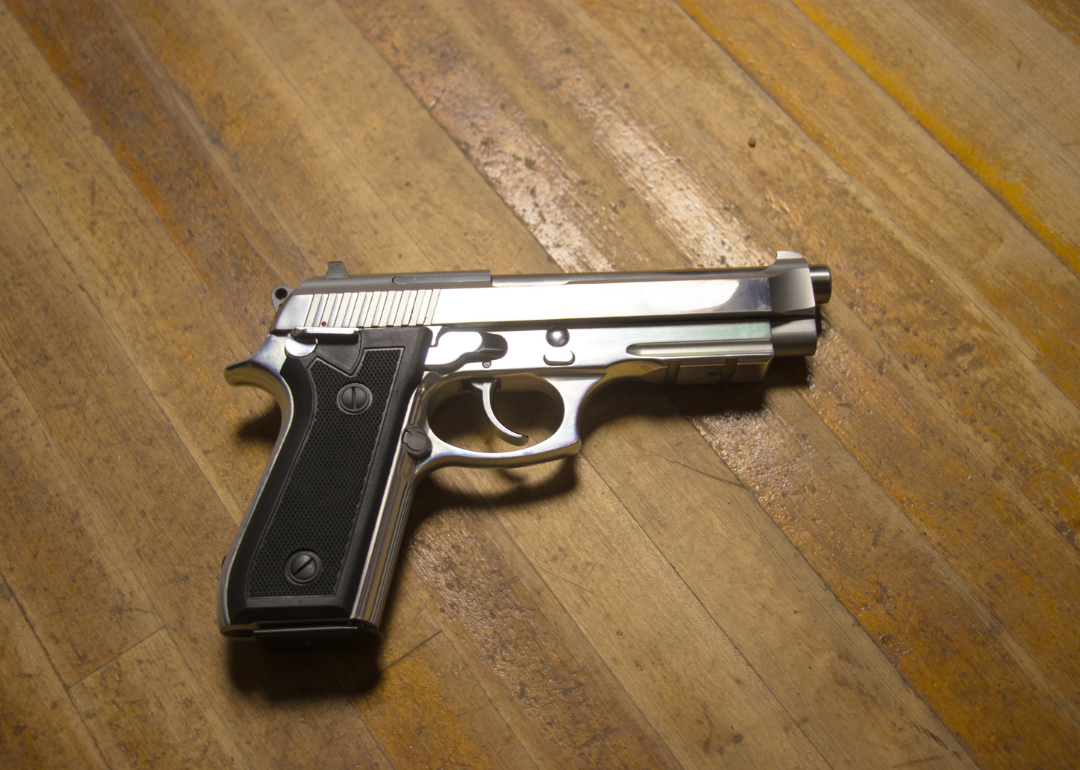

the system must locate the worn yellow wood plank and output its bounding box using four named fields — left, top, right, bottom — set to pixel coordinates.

left=0, top=4, right=541, bottom=765
left=4, top=0, right=1077, bottom=768
left=342, top=0, right=1080, bottom=766
left=0, top=575, right=107, bottom=770
left=0, top=144, right=391, bottom=770
left=106, top=0, right=548, bottom=282
left=343, top=0, right=693, bottom=277
left=0, top=10, right=269, bottom=525
left=575, top=383, right=978, bottom=767
left=5, top=3, right=289, bottom=348
left=85, top=0, right=694, bottom=765
left=447, top=384, right=973, bottom=768
left=353, top=630, right=534, bottom=769
left=70, top=630, right=247, bottom=770
left=221, top=0, right=556, bottom=276
left=786, top=0, right=1080, bottom=270
left=108, top=0, right=434, bottom=279
left=660, top=0, right=1080, bottom=413
left=1025, top=0, right=1080, bottom=44
left=0, top=352, right=161, bottom=686
left=331, top=570, right=535, bottom=769
left=907, top=0, right=1080, bottom=154
left=401, top=479, right=680, bottom=769
left=680, top=377, right=1080, bottom=768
